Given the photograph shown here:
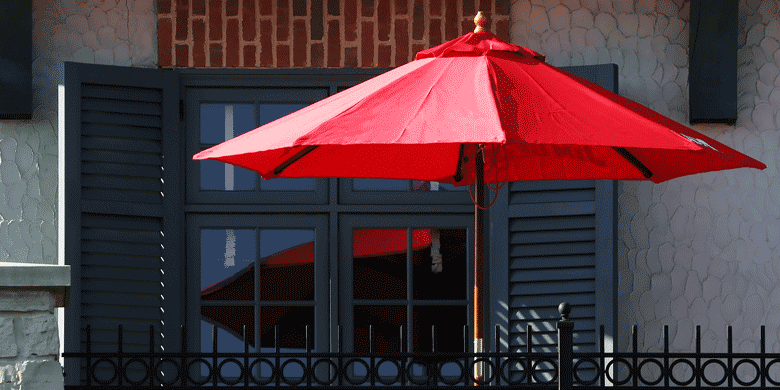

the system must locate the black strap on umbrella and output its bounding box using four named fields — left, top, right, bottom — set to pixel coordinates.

left=612, top=146, right=653, bottom=179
